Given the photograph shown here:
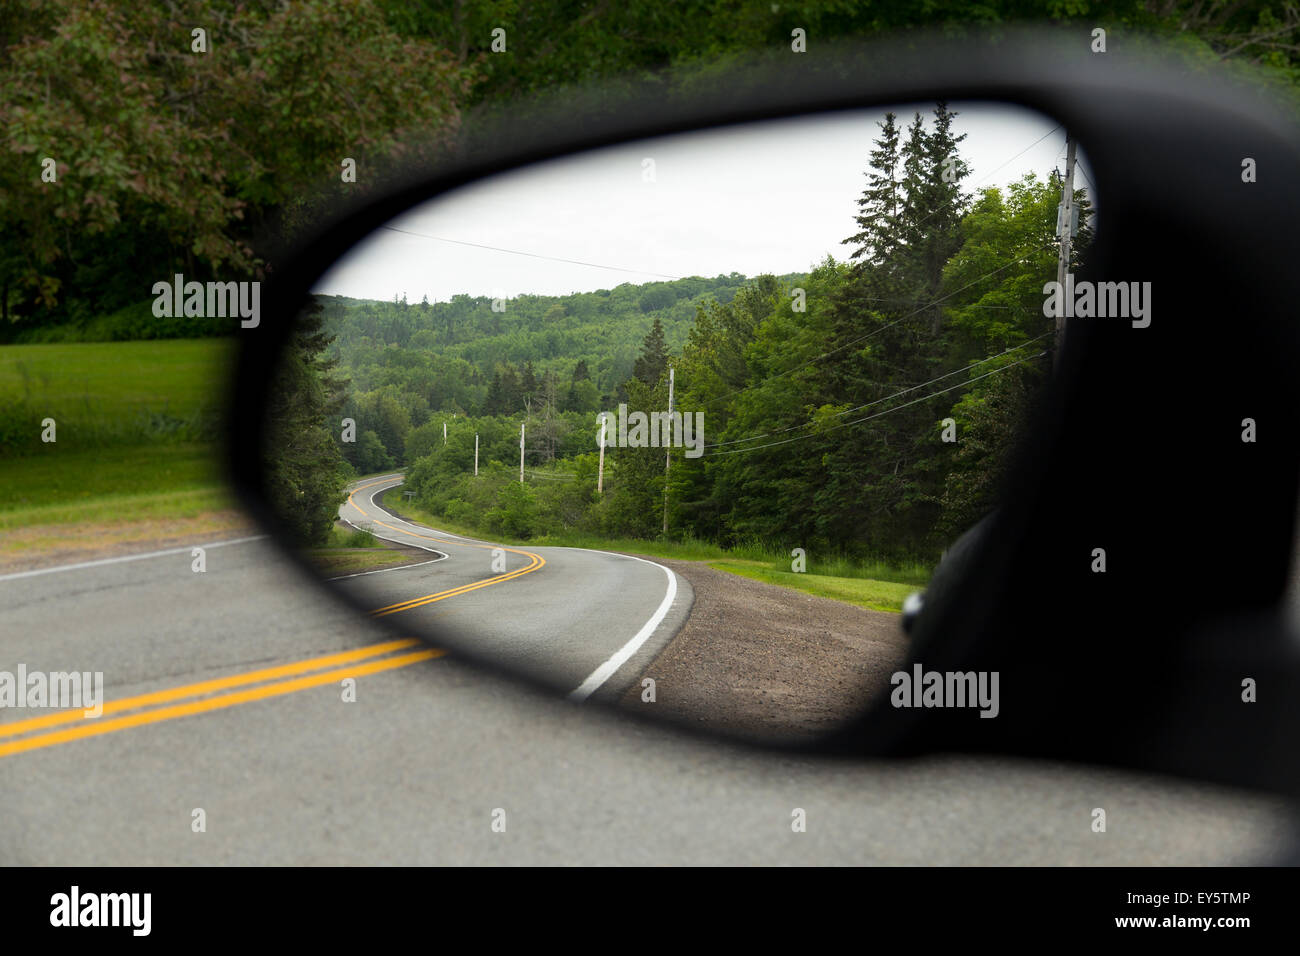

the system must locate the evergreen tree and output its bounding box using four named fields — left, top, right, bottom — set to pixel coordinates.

left=499, top=362, right=522, bottom=413
left=841, top=111, right=901, bottom=267
left=812, top=104, right=973, bottom=554
left=565, top=359, right=598, bottom=412
left=632, top=317, right=669, bottom=386
left=482, top=370, right=504, bottom=415
left=264, top=297, right=350, bottom=545
left=912, top=101, right=971, bottom=333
